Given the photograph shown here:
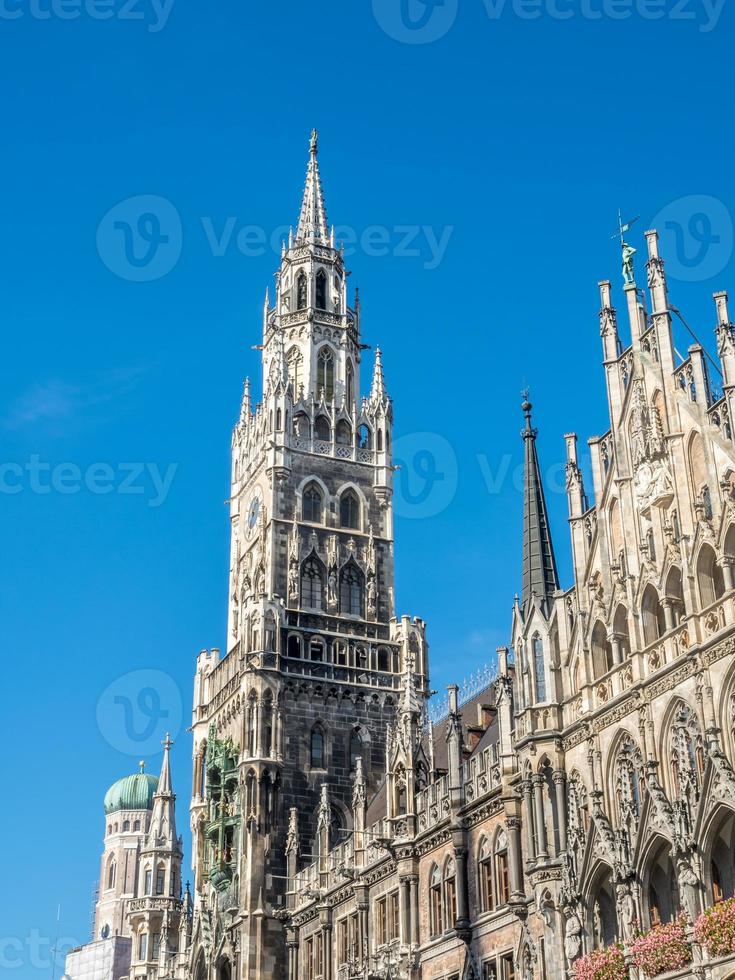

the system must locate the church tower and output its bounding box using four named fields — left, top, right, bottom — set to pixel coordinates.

left=189, top=132, right=429, bottom=979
